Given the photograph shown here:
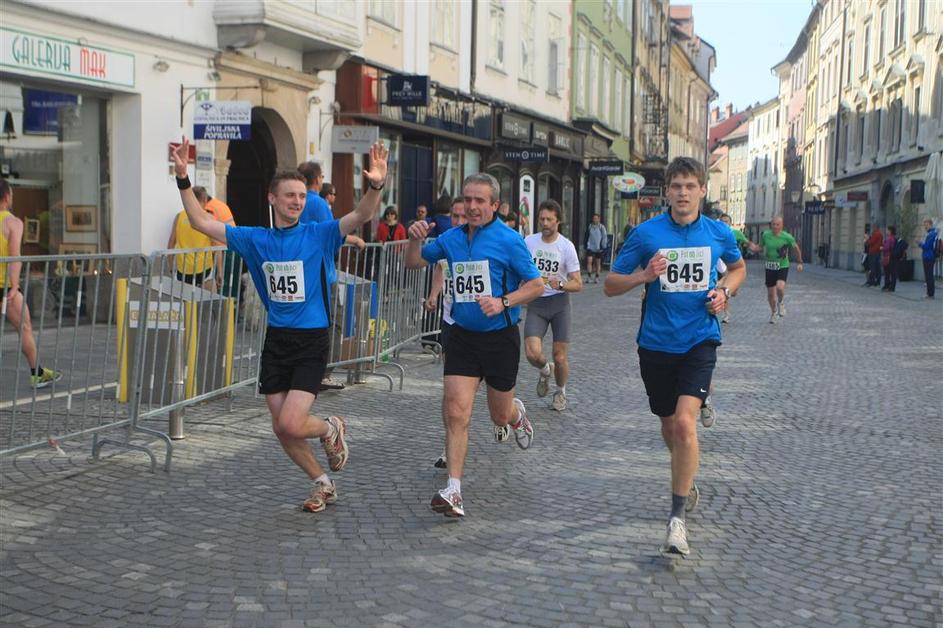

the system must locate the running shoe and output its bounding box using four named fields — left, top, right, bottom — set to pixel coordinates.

left=700, top=396, right=715, bottom=428
left=302, top=480, right=337, bottom=513
left=551, top=390, right=567, bottom=412
left=430, top=487, right=464, bottom=517
left=433, top=453, right=447, bottom=469
left=31, top=368, right=62, bottom=389
left=318, top=376, right=346, bottom=391
left=721, top=310, right=730, bottom=324
left=536, top=363, right=554, bottom=398
left=661, top=517, right=690, bottom=556
left=769, top=312, right=776, bottom=325
left=493, top=424, right=511, bottom=443
left=685, top=483, right=700, bottom=513
left=510, top=398, right=534, bottom=450
left=321, top=416, right=349, bottom=472
left=777, top=300, right=786, bottom=317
